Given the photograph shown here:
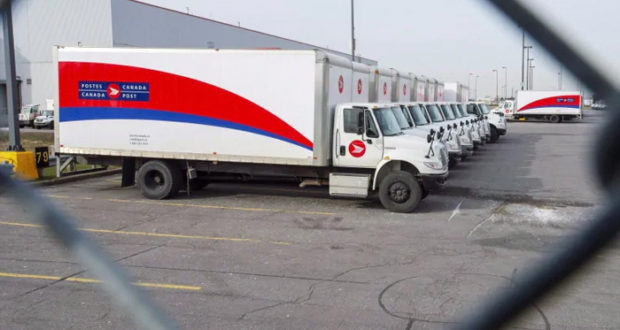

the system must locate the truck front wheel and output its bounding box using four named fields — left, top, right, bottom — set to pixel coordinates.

left=137, top=160, right=182, bottom=199
left=378, top=171, right=422, bottom=213
left=490, top=126, right=499, bottom=143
